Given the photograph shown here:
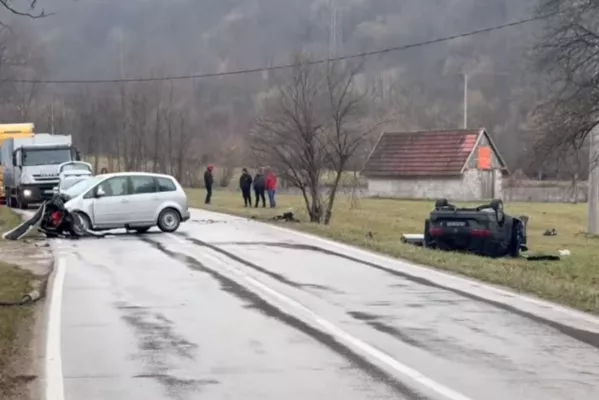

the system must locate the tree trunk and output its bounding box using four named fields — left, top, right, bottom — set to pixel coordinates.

left=324, top=170, right=343, bottom=225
